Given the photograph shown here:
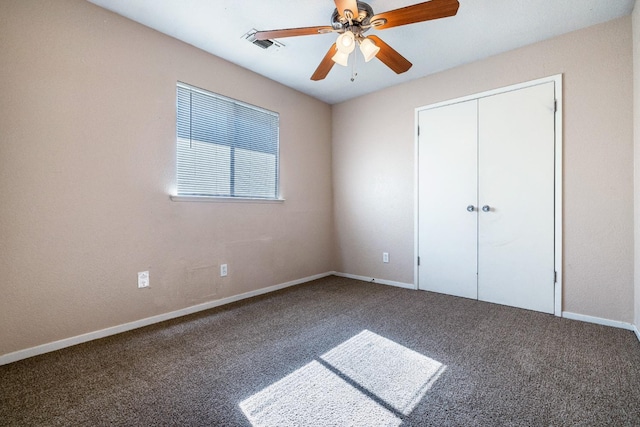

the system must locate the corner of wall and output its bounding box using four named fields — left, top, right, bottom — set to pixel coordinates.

left=632, top=3, right=640, bottom=334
